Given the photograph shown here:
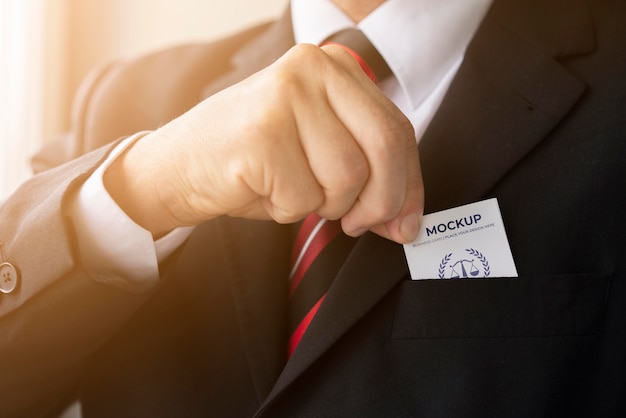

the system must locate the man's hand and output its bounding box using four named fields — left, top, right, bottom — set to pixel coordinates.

left=105, top=44, right=423, bottom=244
